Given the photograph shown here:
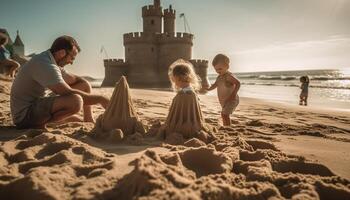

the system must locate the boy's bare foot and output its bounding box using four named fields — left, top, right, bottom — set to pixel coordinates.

left=221, top=113, right=231, bottom=126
